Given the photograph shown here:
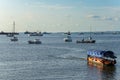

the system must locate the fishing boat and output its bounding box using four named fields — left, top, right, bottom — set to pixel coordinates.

left=63, top=35, right=72, bottom=42
left=87, top=50, right=117, bottom=66
left=10, top=21, right=18, bottom=41
left=11, top=36, right=18, bottom=41
left=29, top=32, right=43, bottom=36
left=64, top=31, right=71, bottom=35
left=76, top=26, right=96, bottom=43
left=28, top=39, right=42, bottom=44
left=76, top=37, right=95, bottom=43
left=7, top=33, right=14, bottom=37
